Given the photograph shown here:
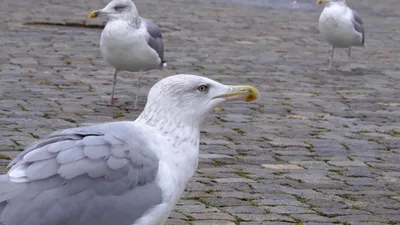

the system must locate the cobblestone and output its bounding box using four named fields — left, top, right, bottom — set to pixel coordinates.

left=1, top=0, right=400, bottom=224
